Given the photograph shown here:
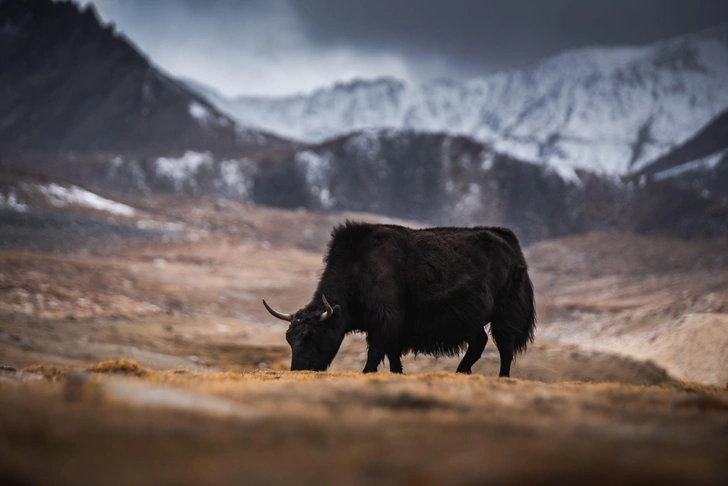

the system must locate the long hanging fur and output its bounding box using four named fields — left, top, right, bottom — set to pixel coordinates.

left=491, top=264, right=536, bottom=356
